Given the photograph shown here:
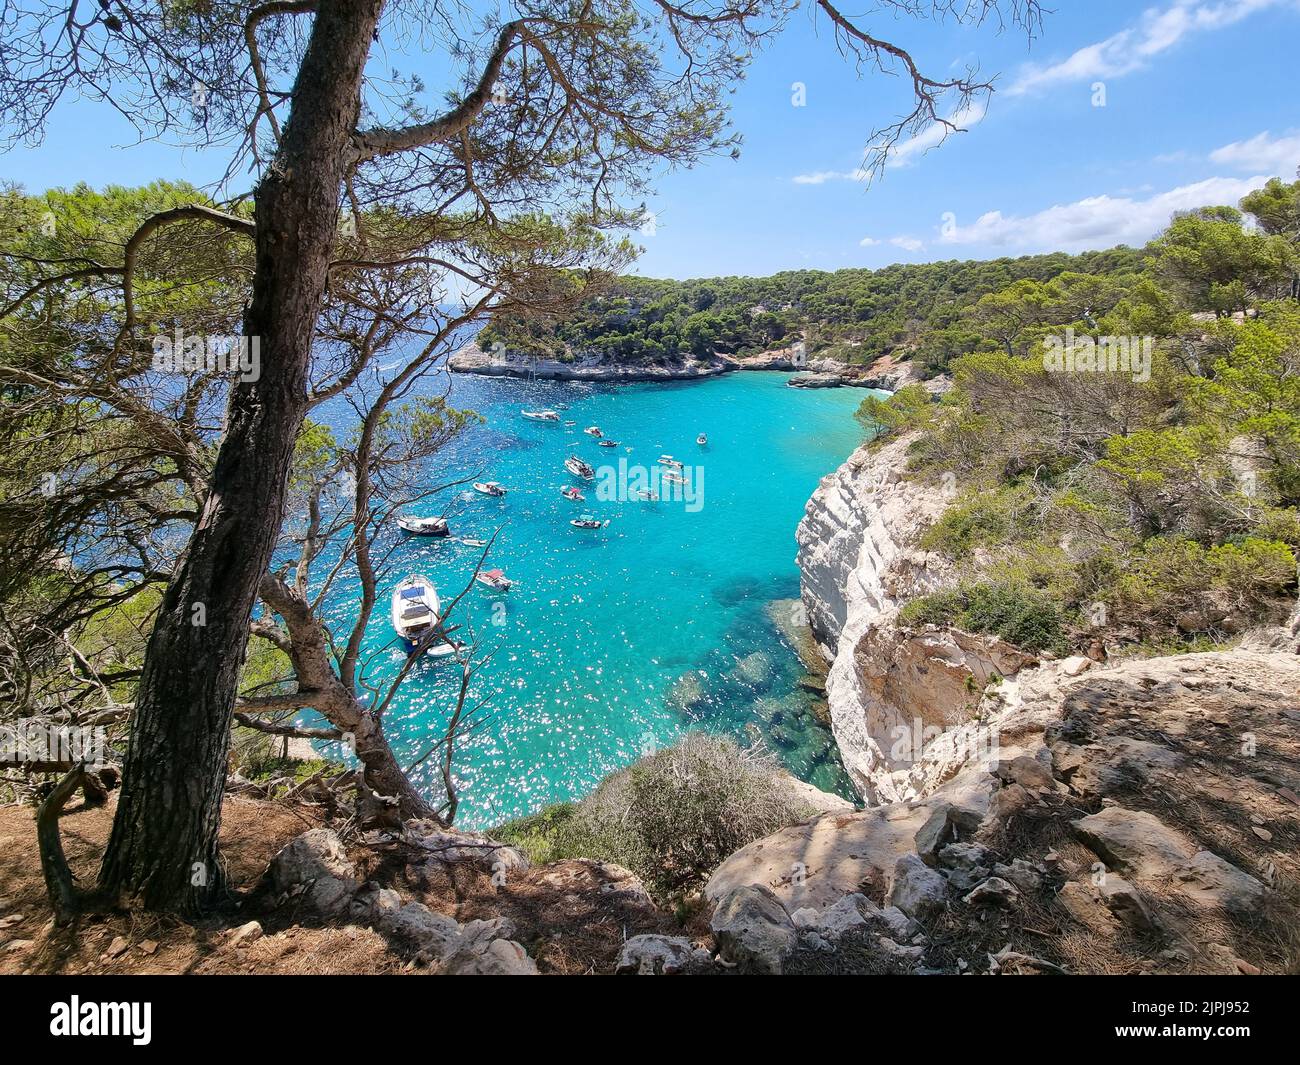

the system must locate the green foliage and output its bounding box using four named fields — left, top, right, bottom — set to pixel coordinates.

left=478, top=248, right=1144, bottom=370
left=492, top=734, right=813, bottom=899
left=856, top=383, right=932, bottom=437
left=899, top=582, right=1069, bottom=654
